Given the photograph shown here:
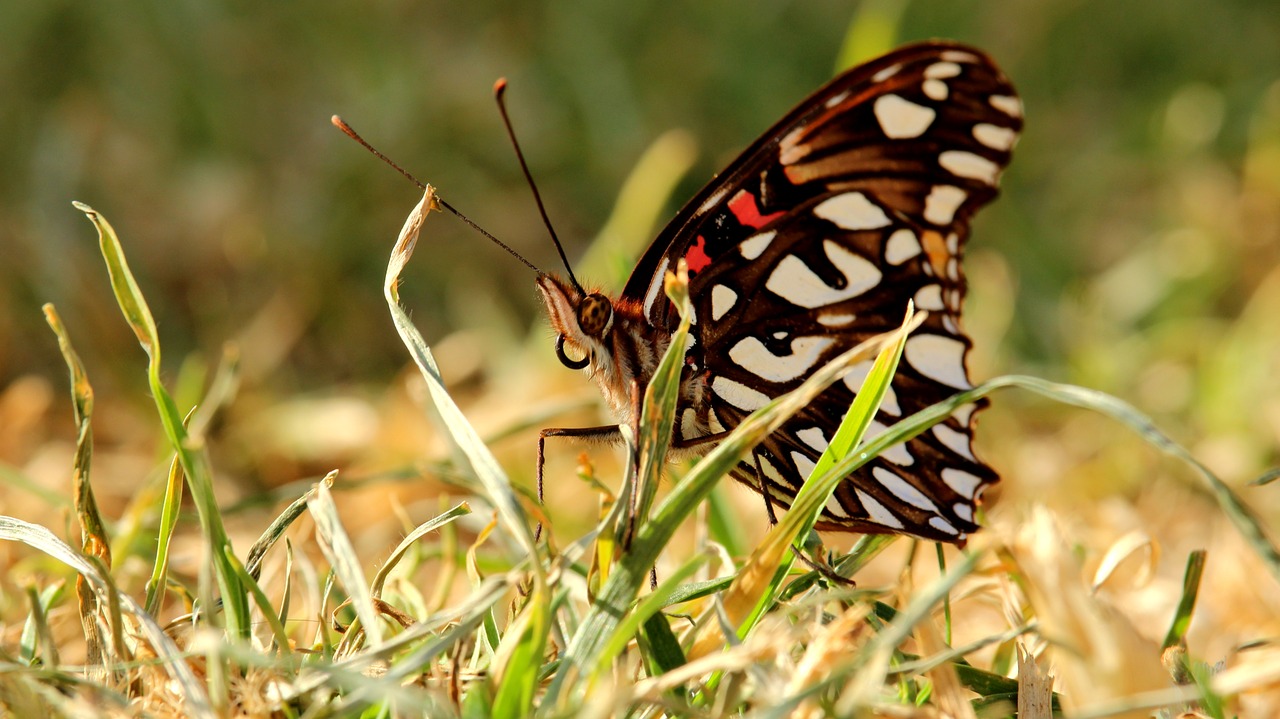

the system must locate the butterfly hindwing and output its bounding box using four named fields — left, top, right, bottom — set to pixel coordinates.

left=623, top=41, right=1021, bottom=542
